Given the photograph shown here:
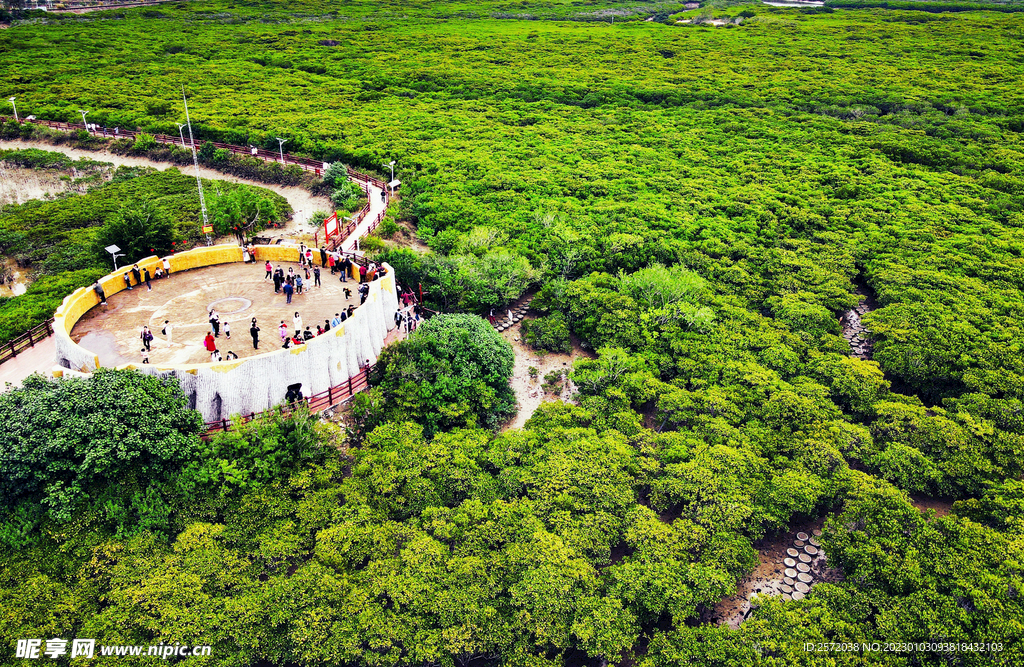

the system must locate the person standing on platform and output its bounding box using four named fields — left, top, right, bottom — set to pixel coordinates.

left=279, top=321, right=288, bottom=343
left=265, top=260, right=273, bottom=281
left=328, top=253, right=336, bottom=275
left=250, top=318, right=260, bottom=350
left=123, top=271, right=133, bottom=290
left=140, top=326, right=153, bottom=351
left=162, top=319, right=172, bottom=345
left=283, top=280, right=294, bottom=304
left=209, top=309, right=221, bottom=337
left=224, top=320, right=231, bottom=340
left=131, top=264, right=141, bottom=287
left=320, top=246, right=327, bottom=267
left=204, top=332, right=217, bottom=355
left=162, top=256, right=171, bottom=276
left=293, top=311, right=303, bottom=337
left=93, top=282, right=107, bottom=305
left=313, top=265, right=321, bottom=287
left=143, top=267, right=152, bottom=291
